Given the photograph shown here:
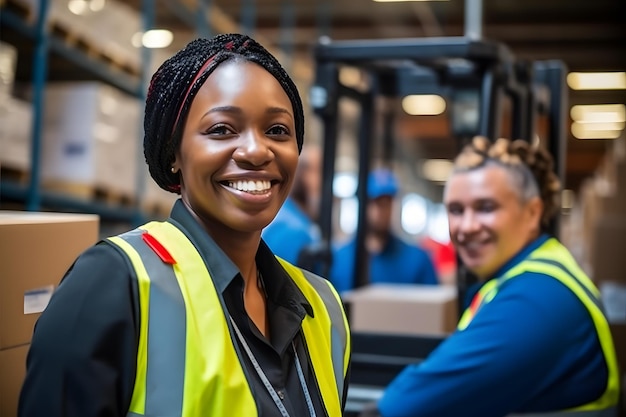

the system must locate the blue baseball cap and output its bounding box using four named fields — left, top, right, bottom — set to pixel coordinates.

left=367, top=168, right=399, bottom=199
